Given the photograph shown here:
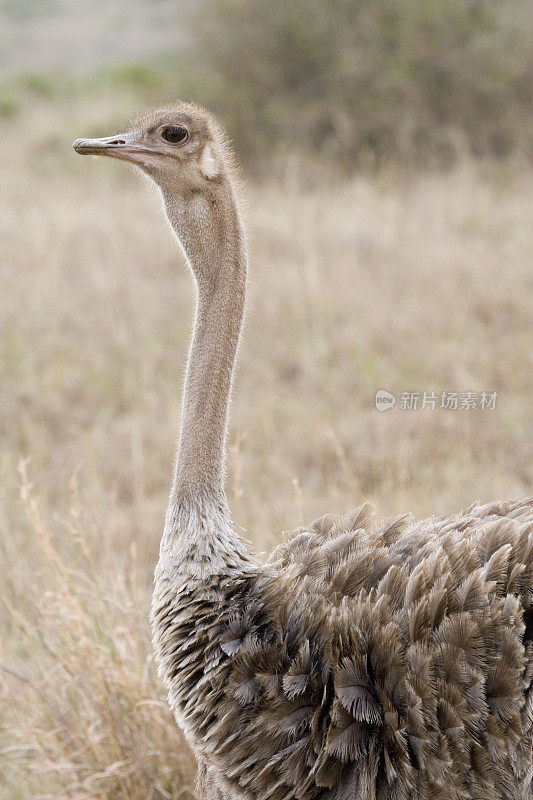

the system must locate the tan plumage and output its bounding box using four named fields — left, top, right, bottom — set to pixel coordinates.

left=74, top=103, right=533, bottom=800
left=152, top=497, right=533, bottom=800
